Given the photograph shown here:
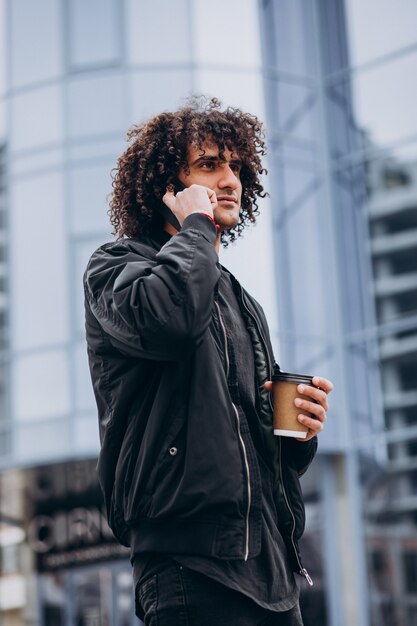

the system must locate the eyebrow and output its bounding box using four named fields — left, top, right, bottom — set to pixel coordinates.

left=191, top=155, right=243, bottom=167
